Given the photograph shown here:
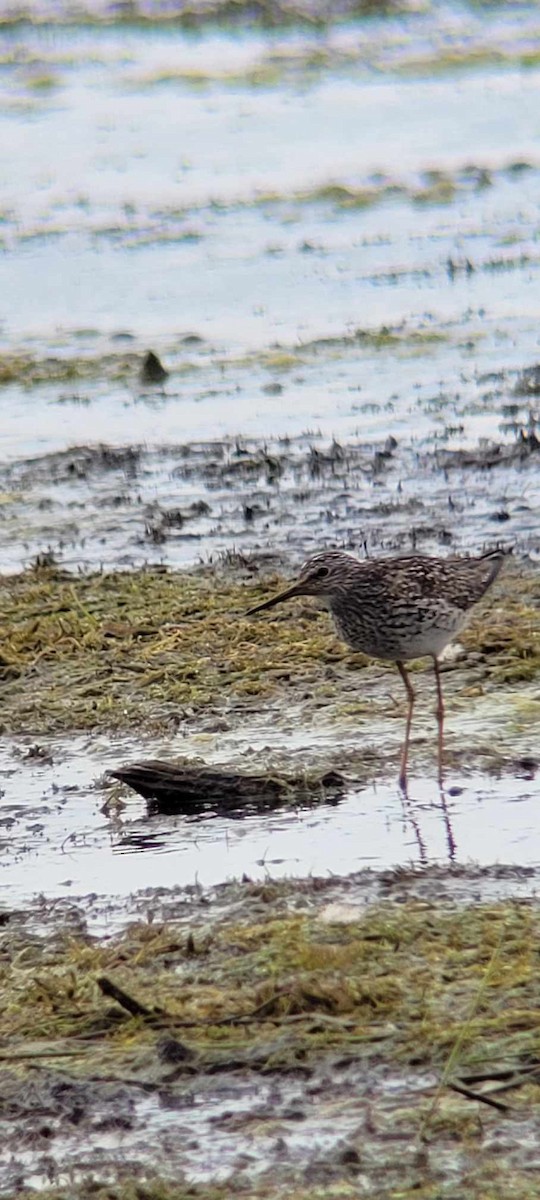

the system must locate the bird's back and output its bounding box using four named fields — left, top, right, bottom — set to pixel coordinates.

left=329, top=548, right=507, bottom=661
